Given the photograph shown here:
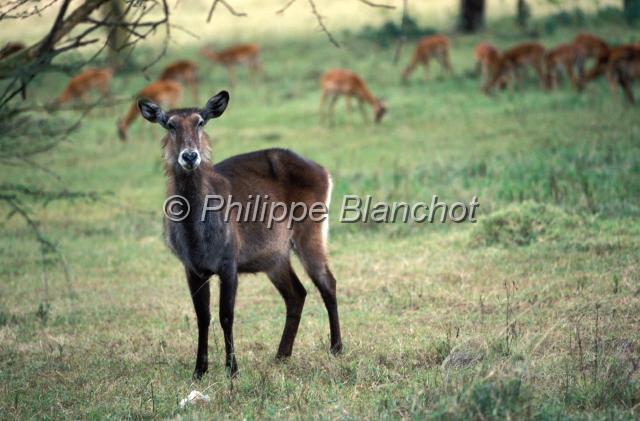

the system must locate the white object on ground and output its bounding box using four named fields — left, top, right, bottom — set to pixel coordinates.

left=179, top=390, right=211, bottom=408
